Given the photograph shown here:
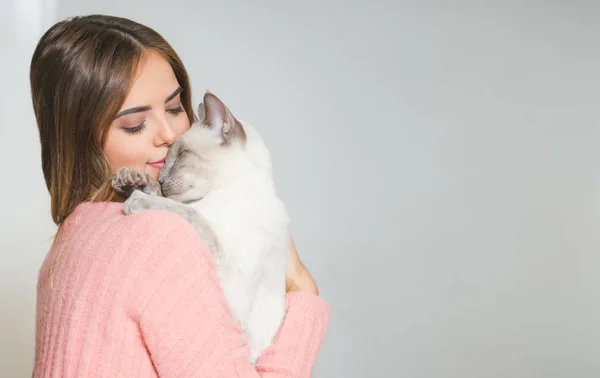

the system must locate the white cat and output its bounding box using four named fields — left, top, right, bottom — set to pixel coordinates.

left=111, top=91, right=290, bottom=363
